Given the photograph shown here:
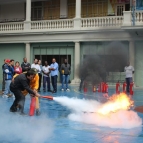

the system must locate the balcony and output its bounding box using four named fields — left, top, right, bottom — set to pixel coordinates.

left=0, top=11, right=142, bottom=34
